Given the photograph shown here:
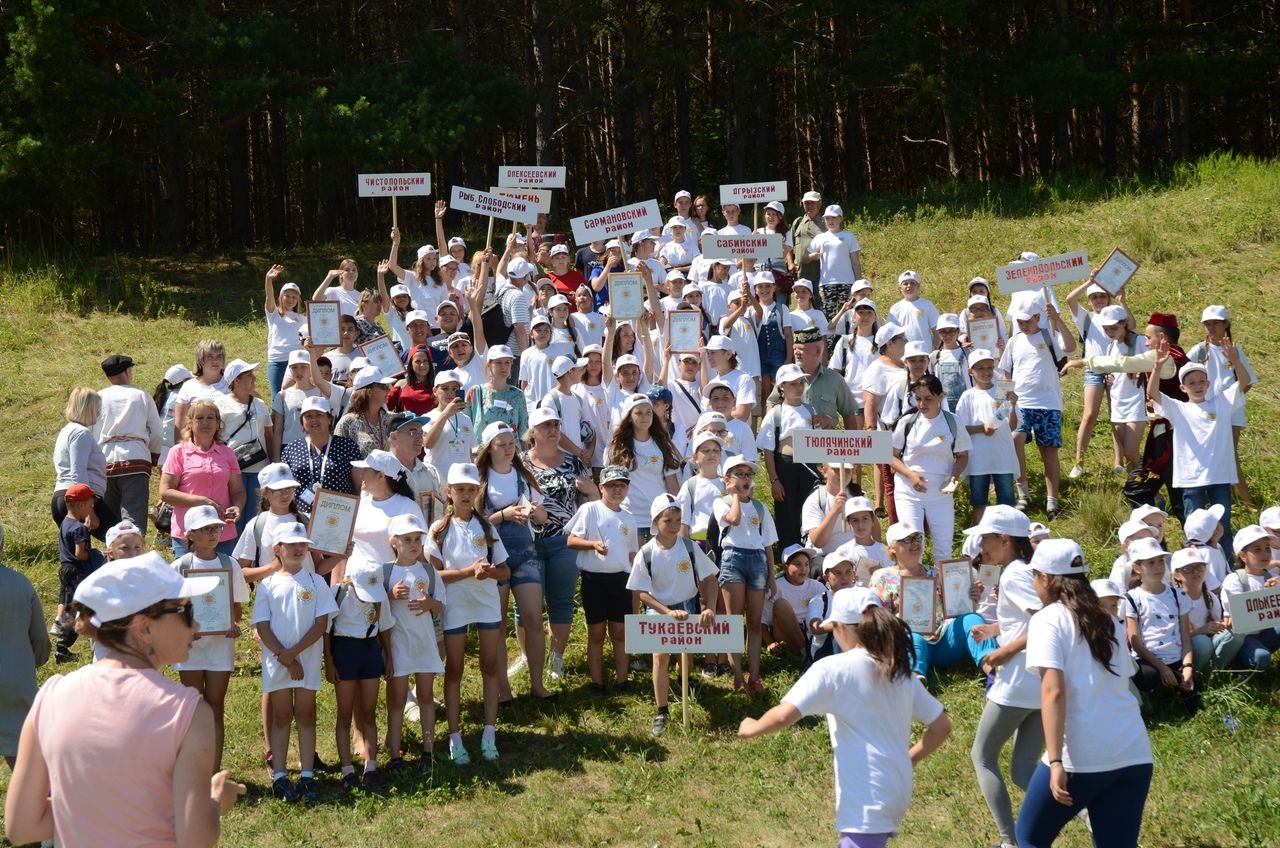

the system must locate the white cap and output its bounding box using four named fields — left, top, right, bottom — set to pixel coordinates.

left=1019, top=252, right=1042, bottom=262
left=1117, top=518, right=1155, bottom=544
left=1009, top=307, right=1036, bottom=322
left=287, top=349, right=311, bottom=367
left=486, top=345, right=515, bottom=362
left=791, top=278, right=813, bottom=291
left=448, top=462, right=482, bottom=486
left=727, top=288, right=745, bottom=304
left=550, top=243, right=570, bottom=256
left=886, top=522, right=921, bottom=545
left=272, top=522, right=313, bottom=545
left=843, top=495, right=875, bottom=517
left=387, top=513, right=427, bottom=539
left=853, top=297, right=877, bottom=312
left=822, top=204, right=843, bottom=218
left=349, top=356, right=369, bottom=372
left=775, top=363, right=806, bottom=384
left=667, top=269, right=687, bottom=283
left=1178, top=361, right=1209, bottom=383
left=701, top=378, right=734, bottom=399
left=1091, top=578, right=1122, bottom=599
left=346, top=561, right=389, bottom=603
left=551, top=355, right=580, bottom=378
left=613, top=353, right=641, bottom=372
left=874, top=323, right=905, bottom=347
left=649, top=493, right=683, bottom=523
left=1085, top=283, right=1109, bottom=297
left=802, top=190, right=822, bottom=203
left=705, top=335, right=734, bottom=352
left=1259, top=506, right=1280, bottom=530
left=967, top=348, right=995, bottom=367
left=447, top=236, right=467, bottom=249
left=300, top=395, right=331, bottom=416
left=665, top=216, right=688, bottom=229
left=966, top=294, right=991, bottom=309
left=752, top=271, right=775, bottom=288
left=903, top=341, right=929, bottom=360
left=630, top=230, right=657, bottom=245
left=405, top=309, right=431, bottom=326
left=1200, top=305, right=1229, bottom=323
left=1182, top=504, right=1225, bottom=543
left=257, top=462, right=300, bottom=491
left=1235, top=524, right=1271, bottom=553
left=351, top=449, right=408, bottom=479
left=104, top=520, right=142, bottom=548
left=963, top=504, right=1031, bottom=538
left=1030, top=538, right=1087, bottom=575
left=720, top=455, right=758, bottom=476
left=506, top=258, right=536, bottom=279
left=1129, top=504, right=1167, bottom=524
left=821, top=587, right=882, bottom=627
left=695, top=410, right=728, bottom=429
left=968, top=276, right=990, bottom=290
left=1097, top=305, right=1128, bottom=327
left=1170, top=547, right=1210, bottom=572
left=674, top=189, right=692, bottom=201
left=1126, top=537, right=1170, bottom=564
left=530, top=312, right=551, bottom=329
left=851, top=278, right=873, bottom=294
left=962, top=533, right=982, bottom=560
left=529, top=406, right=560, bottom=429
left=165, top=364, right=194, bottom=384
left=536, top=276, right=558, bottom=290
left=480, top=421, right=514, bottom=448
left=621, top=393, right=652, bottom=419
left=439, top=254, right=458, bottom=266
left=547, top=293, right=571, bottom=310
left=417, top=244, right=438, bottom=260
left=184, top=504, right=225, bottom=533
left=605, top=238, right=623, bottom=250
left=897, top=270, right=920, bottom=284
left=433, top=369, right=462, bottom=387
left=782, top=544, right=819, bottom=565
left=389, top=284, right=411, bottom=299
left=223, top=359, right=259, bottom=386
left=764, top=200, right=785, bottom=214
left=691, top=431, right=725, bottom=453
left=73, top=552, right=221, bottom=628
left=936, top=313, right=961, bottom=331
left=352, top=367, right=394, bottom=390
left=823, top=554, right=854, bottom=573
left=581, top=344, right=604, bottom=357
left=280, top=282, right=301, bottom=295
left=1028, top=522, right=1051, bottom=541
left=434, top=301, right=460, bottom=318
